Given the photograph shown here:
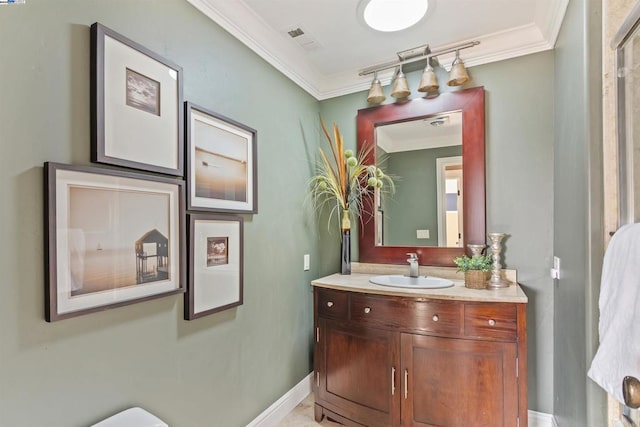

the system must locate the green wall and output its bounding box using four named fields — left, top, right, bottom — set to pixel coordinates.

left=553, top=0, right=606, bottom=425
left=0, top=0, right=605, bottom=424
left=320, top=51, right=556, bottom=414
left=0, top=1, right=331, bottom=426
left=382, top=145, right=462, bottom=247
